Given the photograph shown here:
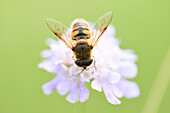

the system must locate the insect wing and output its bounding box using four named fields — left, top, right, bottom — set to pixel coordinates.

left=46, top=18, right=73, bottom=49
left=91, top=12, right=113, bottom=47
